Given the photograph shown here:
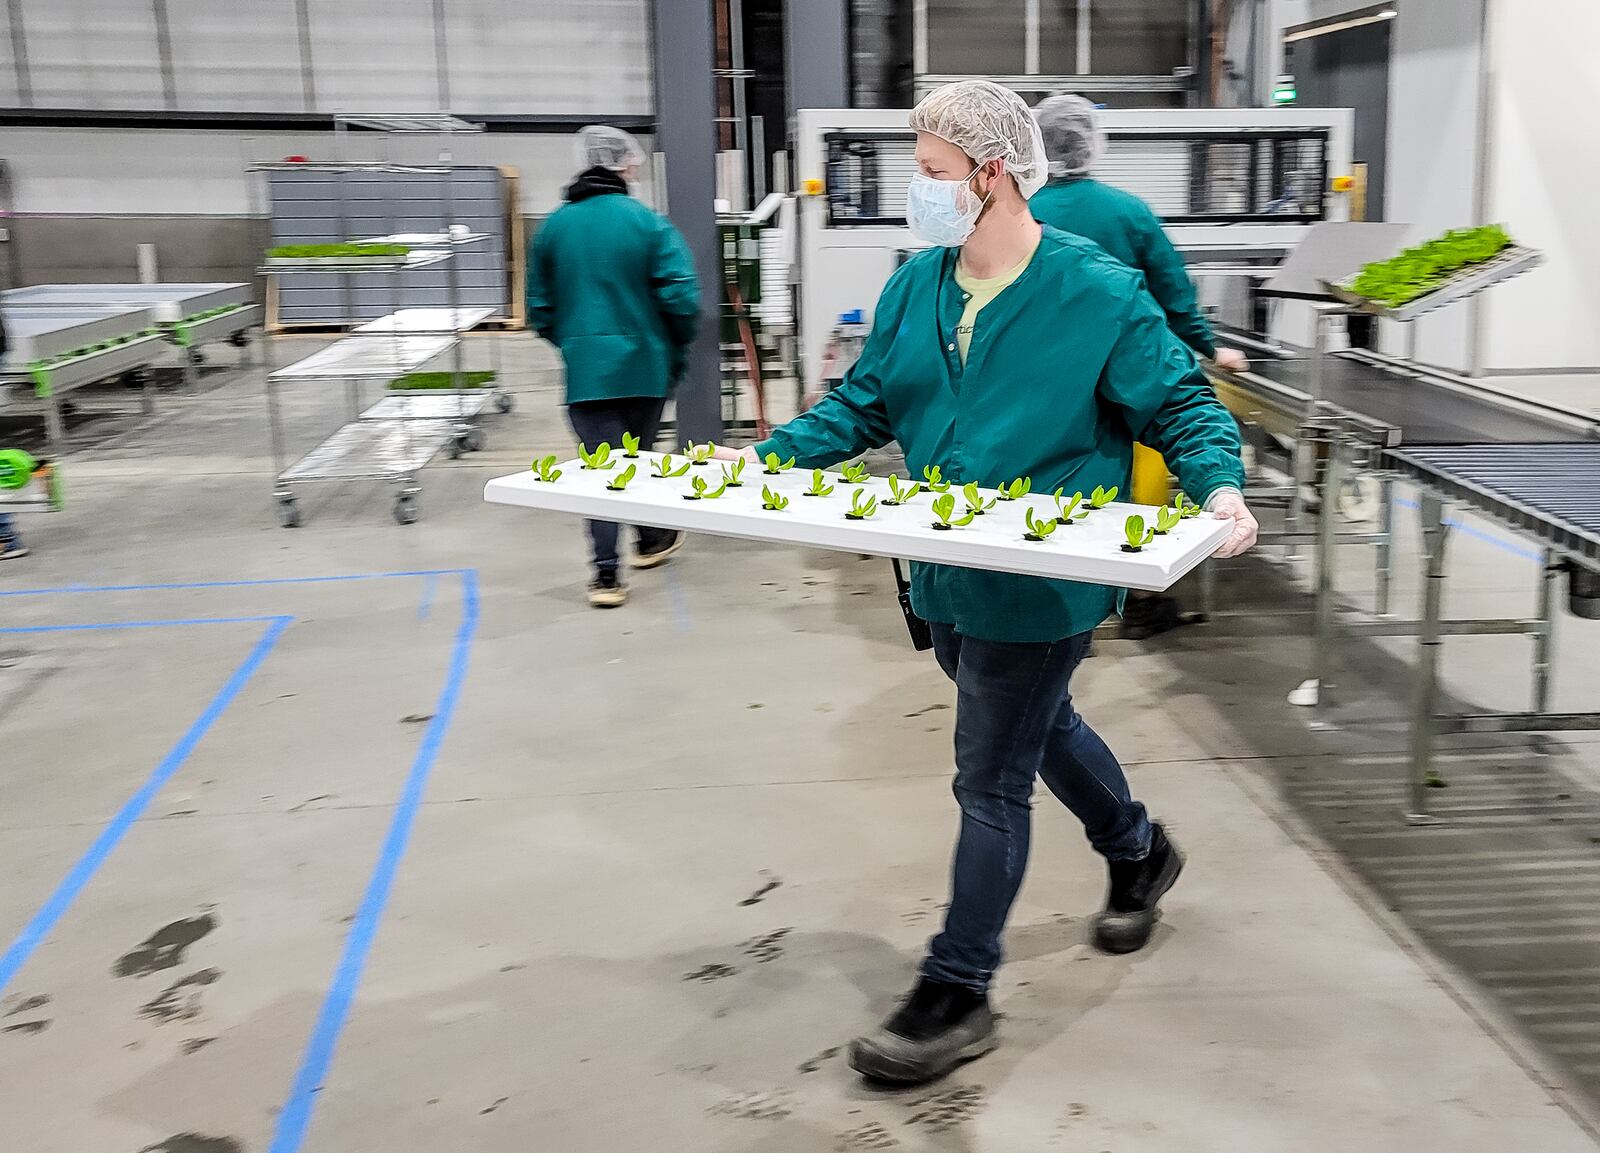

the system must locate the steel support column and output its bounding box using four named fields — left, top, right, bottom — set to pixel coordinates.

left=653, top=0, right=723, bottom=445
